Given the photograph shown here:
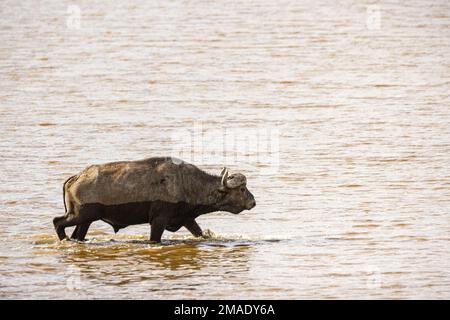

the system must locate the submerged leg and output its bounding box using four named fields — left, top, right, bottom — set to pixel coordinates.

left=184, top=219, right=203, bottom=237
